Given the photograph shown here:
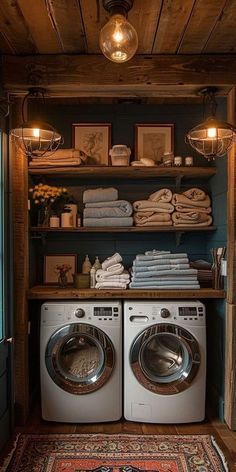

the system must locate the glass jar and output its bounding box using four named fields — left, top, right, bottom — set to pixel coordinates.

left=174, top=156, right=182, bottom=166
left=162, top=151, right=174, bottom=167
